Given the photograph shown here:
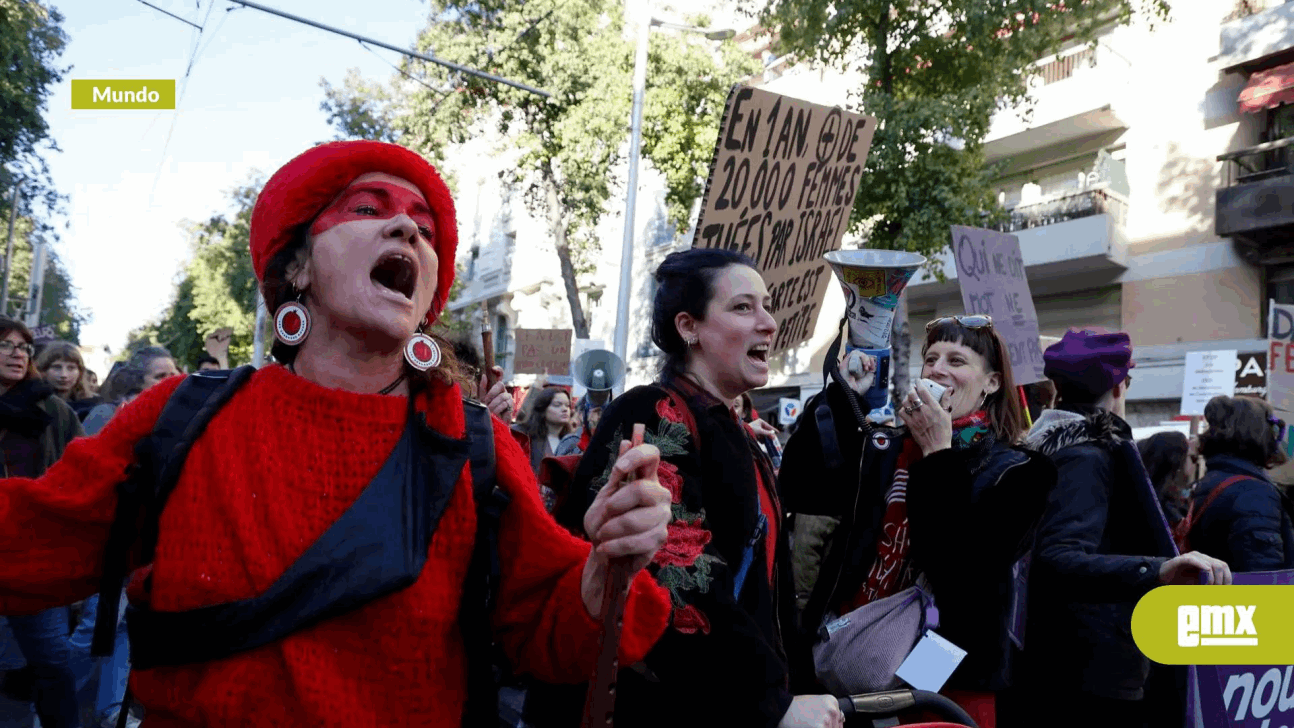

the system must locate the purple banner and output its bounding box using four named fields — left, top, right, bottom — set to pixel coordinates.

left=1192, top=570, right=1294, bottom=728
